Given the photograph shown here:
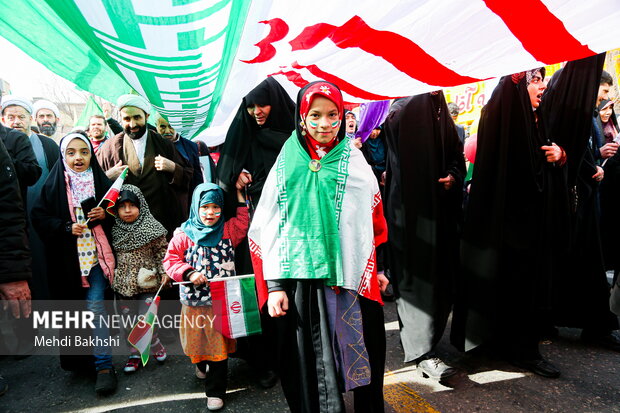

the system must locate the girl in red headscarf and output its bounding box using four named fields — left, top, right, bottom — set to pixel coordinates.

left=249, top=81, right=389, bottom=412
